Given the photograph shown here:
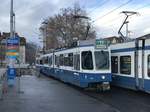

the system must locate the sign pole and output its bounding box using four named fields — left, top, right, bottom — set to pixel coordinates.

left=7, top=0, right=18, bottom=86
left=10, top=0, right=13, bottom=38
